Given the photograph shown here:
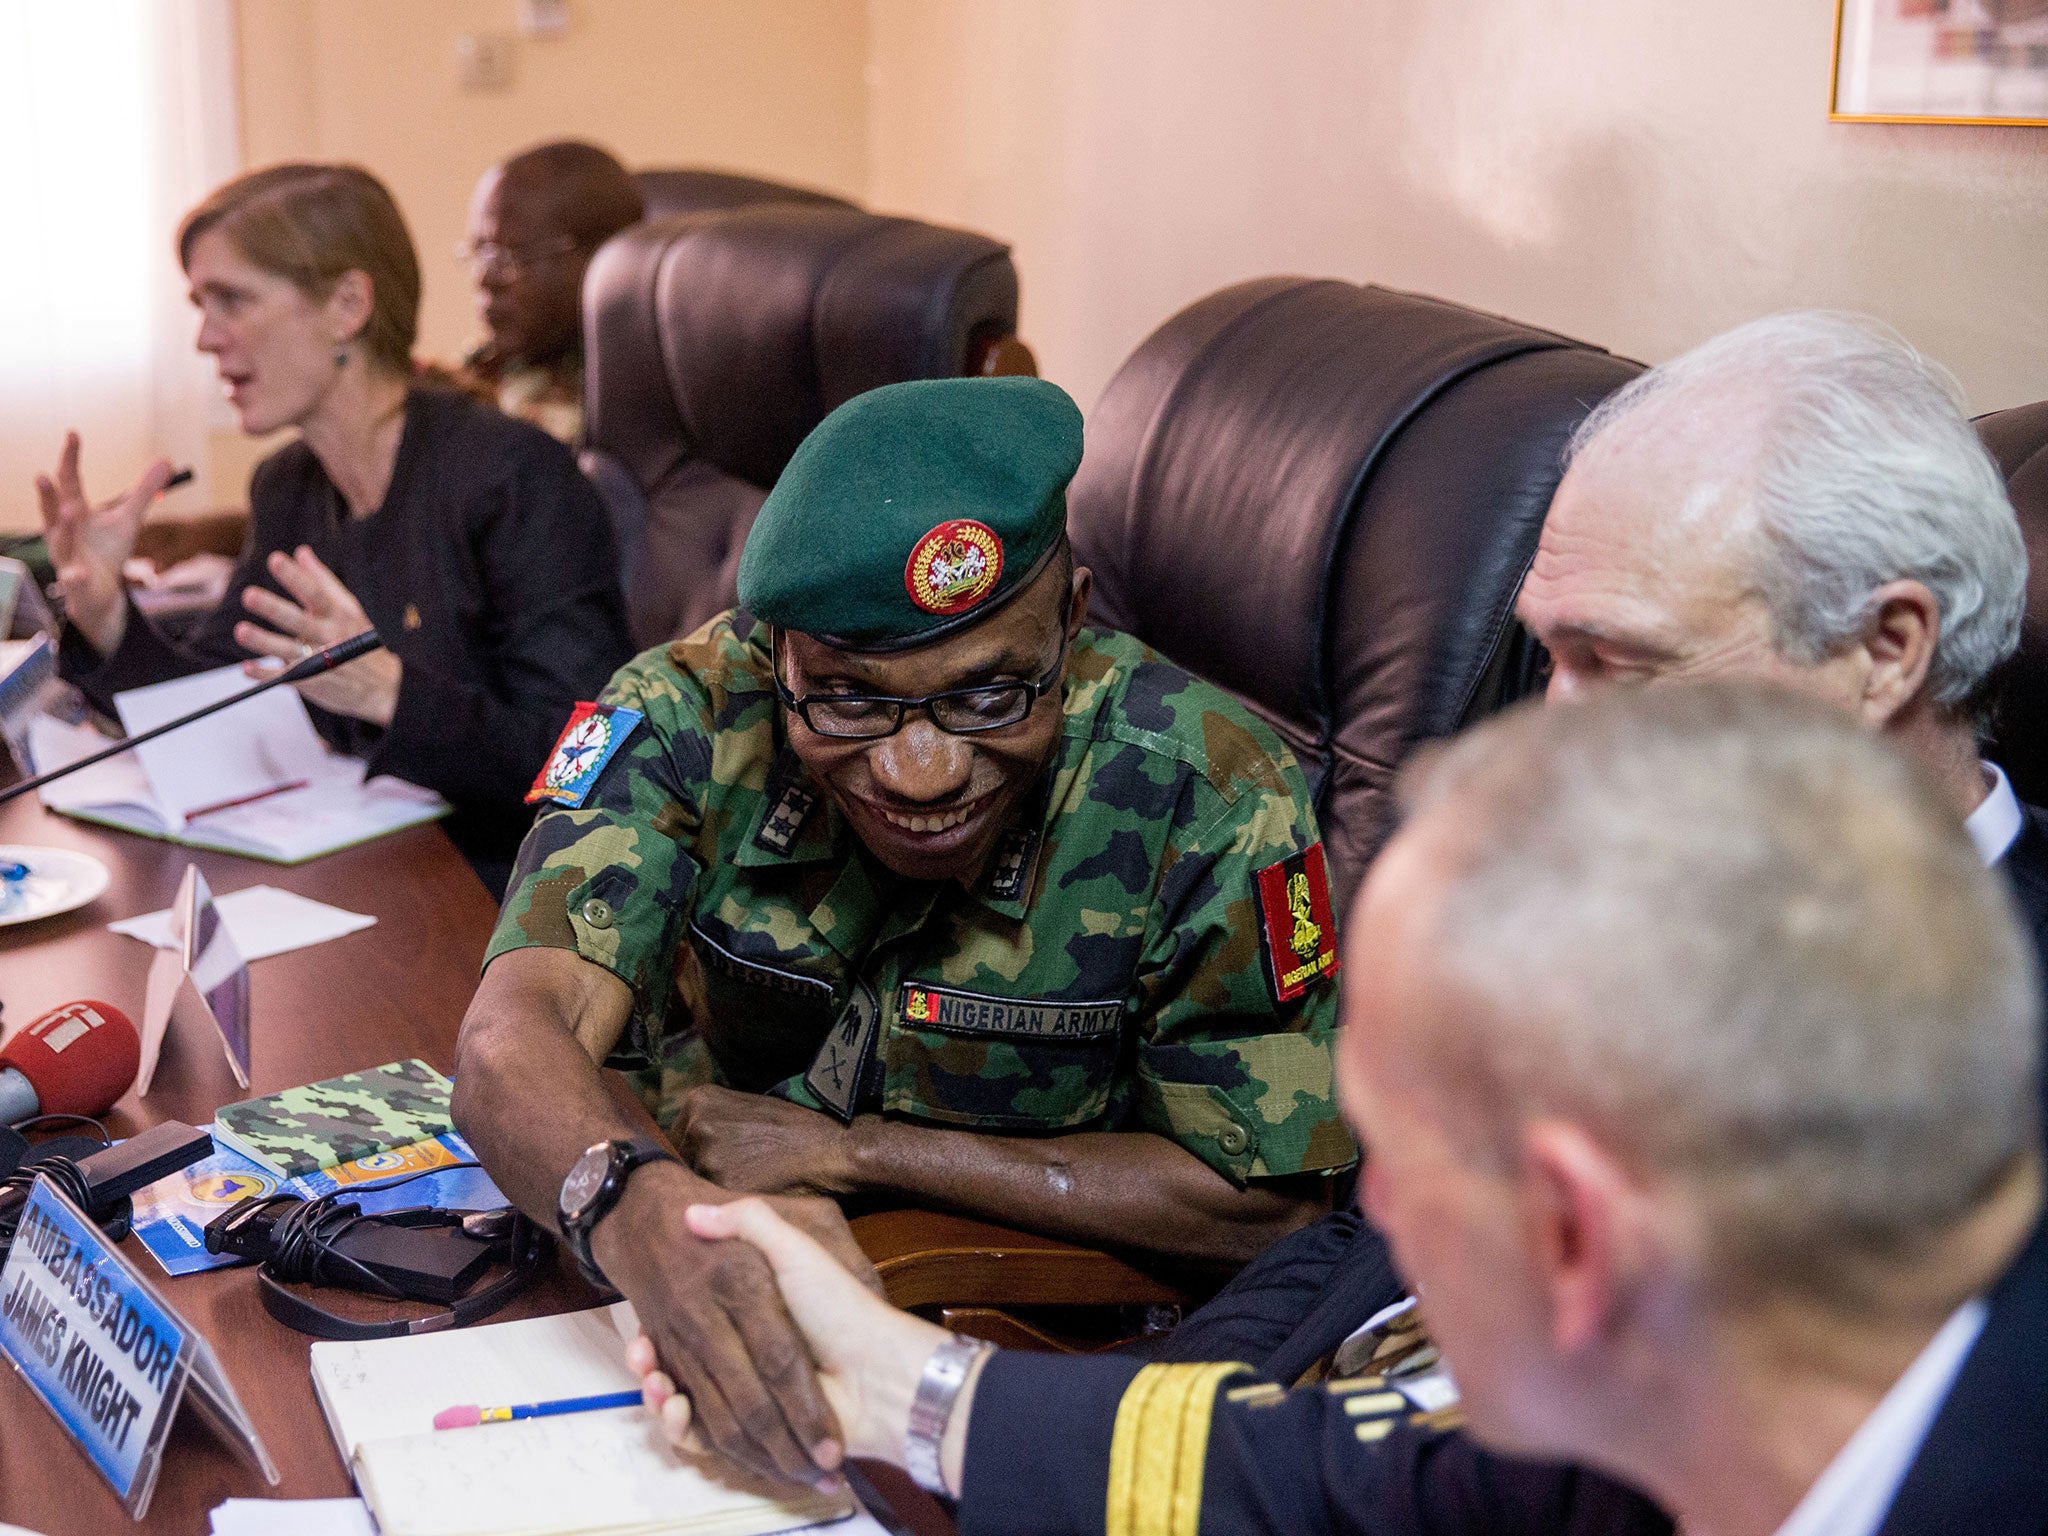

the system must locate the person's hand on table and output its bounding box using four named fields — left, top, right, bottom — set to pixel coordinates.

left=672, top=1084, right=866, bottom=1198
left=235, top=545, right=403, bottom=725
left=629, top=1196, right=969, bottom=1490
left=35, top=431, right=174, bottom=656
left=593, top=1162, right=879, bottom=1491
